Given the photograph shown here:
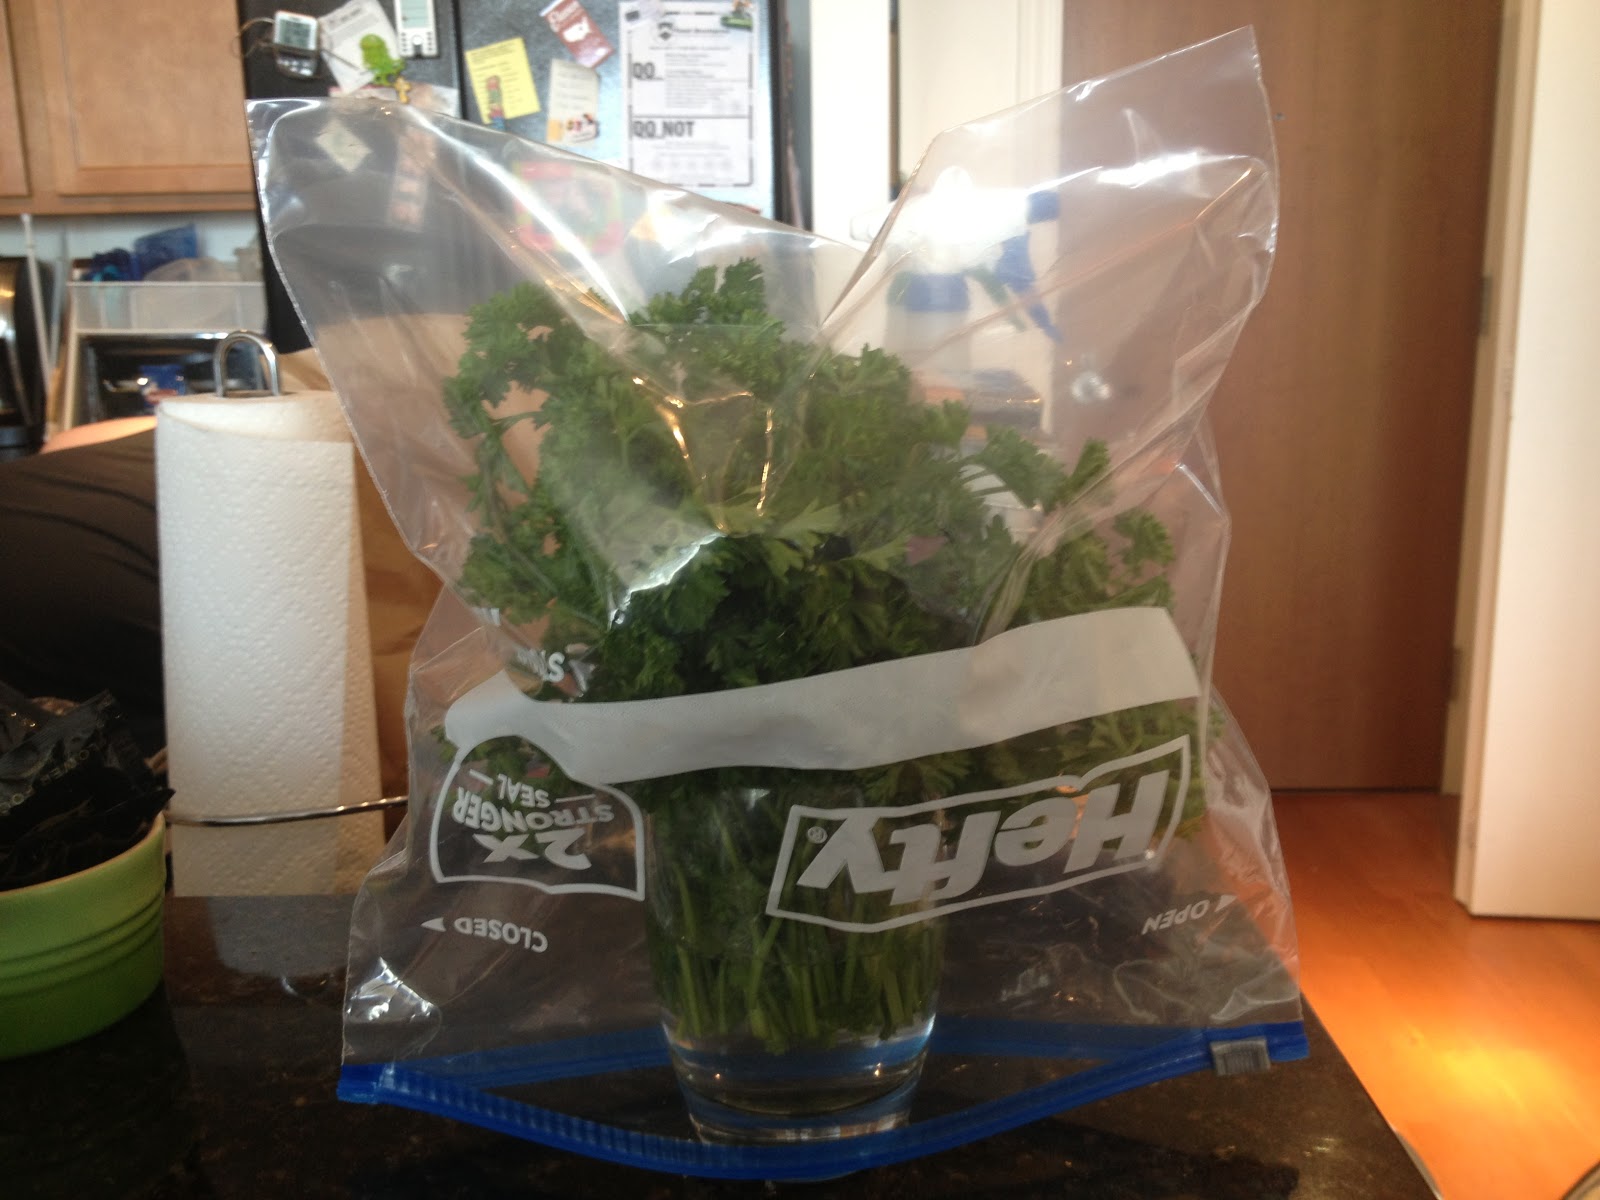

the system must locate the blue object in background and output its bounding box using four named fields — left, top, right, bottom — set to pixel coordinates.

left=137, top=364, right=186, bottom=404
left=84, top=223, right=199, bottom=282
left=86, top=249, right=137, bottom=281
left=132, top=224, right=199, bottom=279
